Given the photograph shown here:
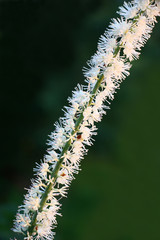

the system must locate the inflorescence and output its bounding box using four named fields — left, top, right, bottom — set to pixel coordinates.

left=13, top=1, right=160, bottom=239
